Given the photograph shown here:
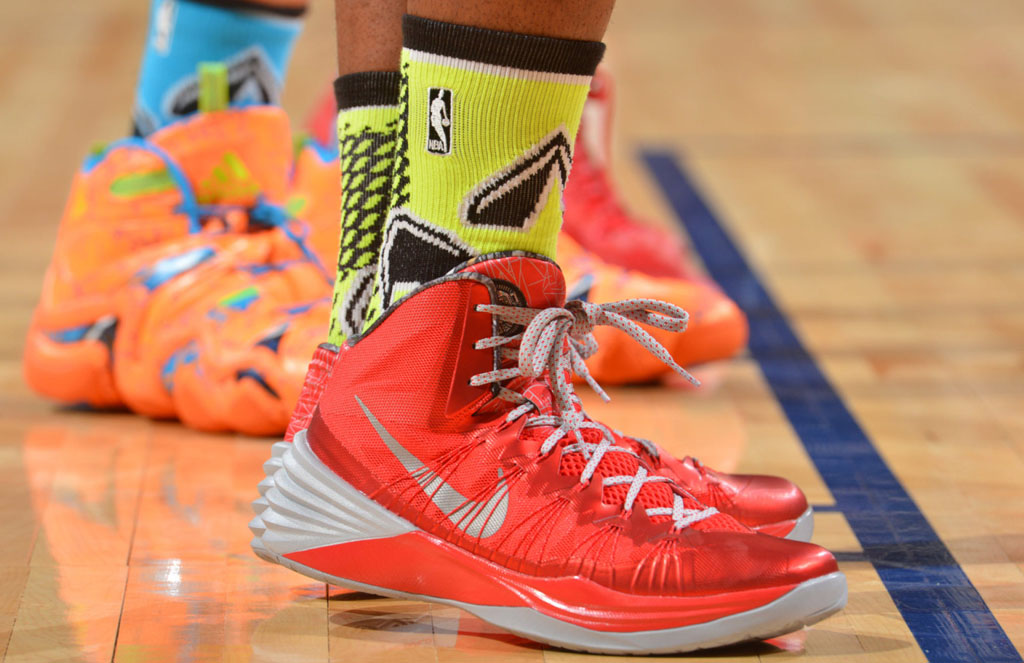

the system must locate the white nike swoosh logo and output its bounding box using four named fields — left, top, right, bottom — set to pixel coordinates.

left=354, top=395, right=509, bottom=538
